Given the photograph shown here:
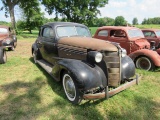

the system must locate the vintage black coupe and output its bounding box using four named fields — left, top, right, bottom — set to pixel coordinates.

left=32, top=22, right=139, bottom=104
